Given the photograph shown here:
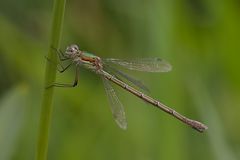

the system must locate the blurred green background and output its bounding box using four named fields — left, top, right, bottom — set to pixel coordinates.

left=0, top=0, right=240, bottom=160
